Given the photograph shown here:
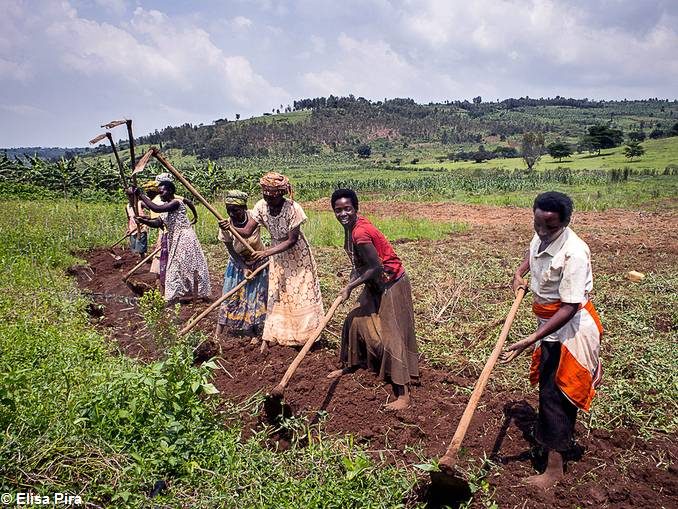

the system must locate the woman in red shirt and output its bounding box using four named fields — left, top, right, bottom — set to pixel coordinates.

left=328, top=189, right=419, bottom=411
